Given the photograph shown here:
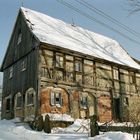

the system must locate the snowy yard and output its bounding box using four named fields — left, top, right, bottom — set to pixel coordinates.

left=0, top=101, right=135, bottom=140
left=0, top=119, right=135, bottom=140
